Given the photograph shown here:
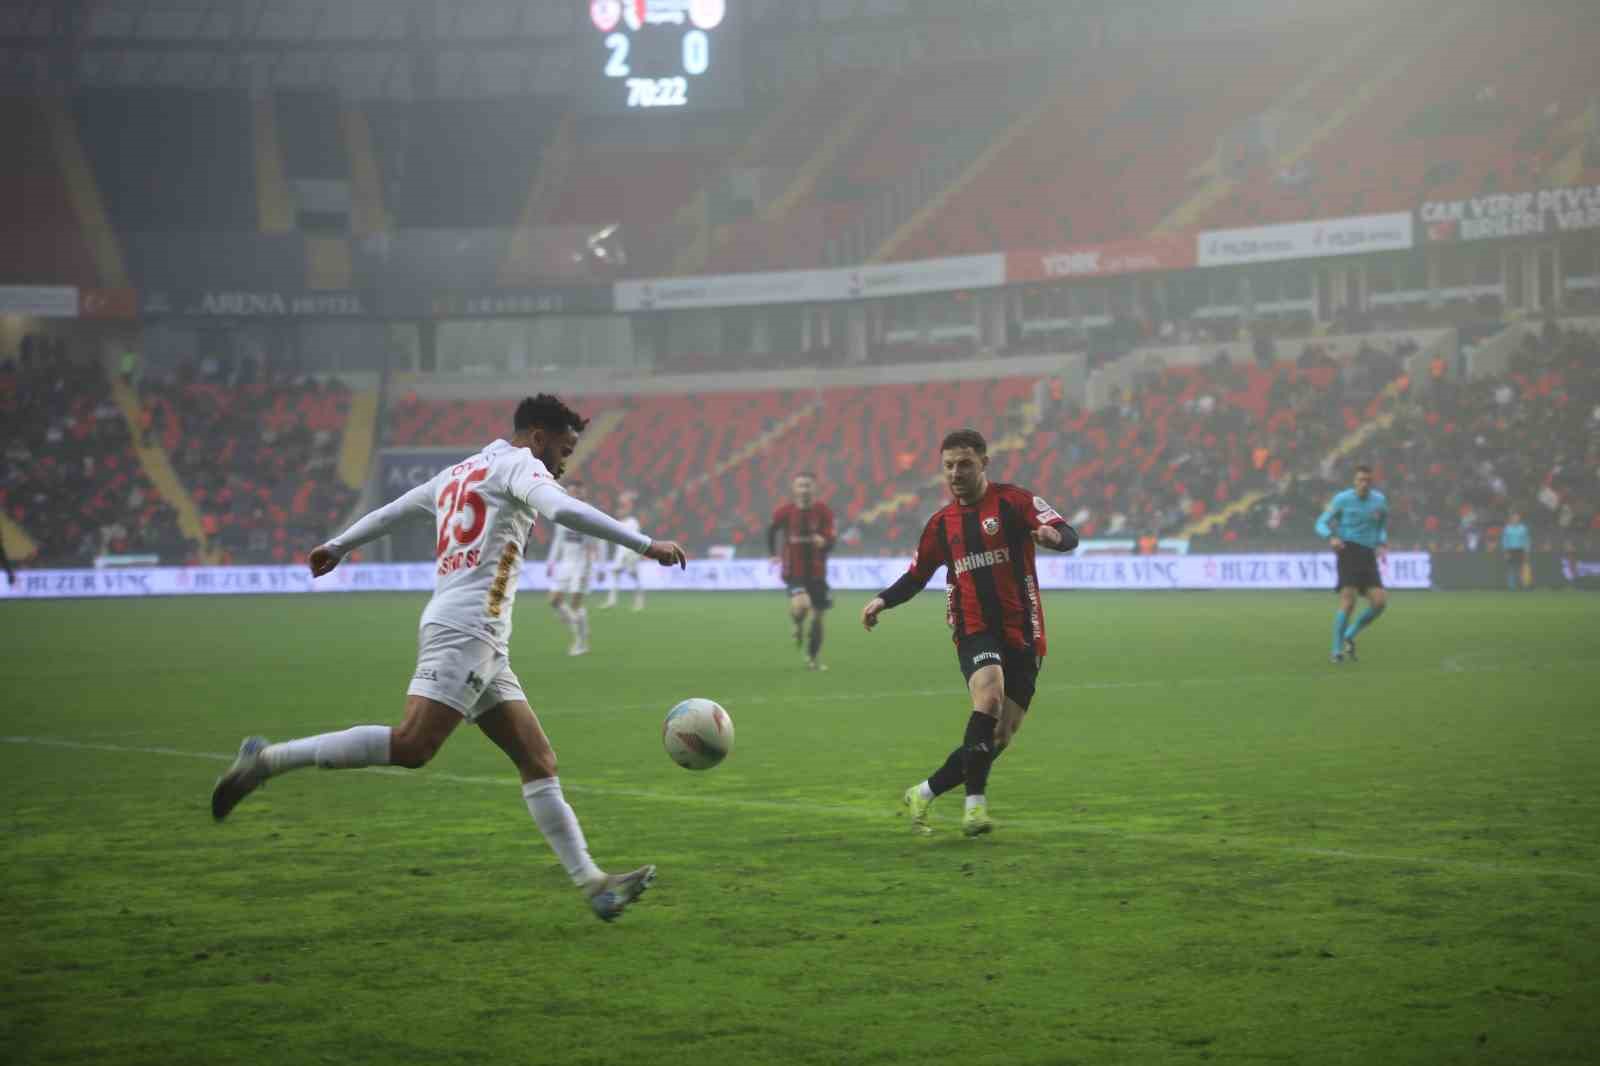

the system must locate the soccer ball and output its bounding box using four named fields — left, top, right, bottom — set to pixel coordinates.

left=662, top=698, right=734, bottom=771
